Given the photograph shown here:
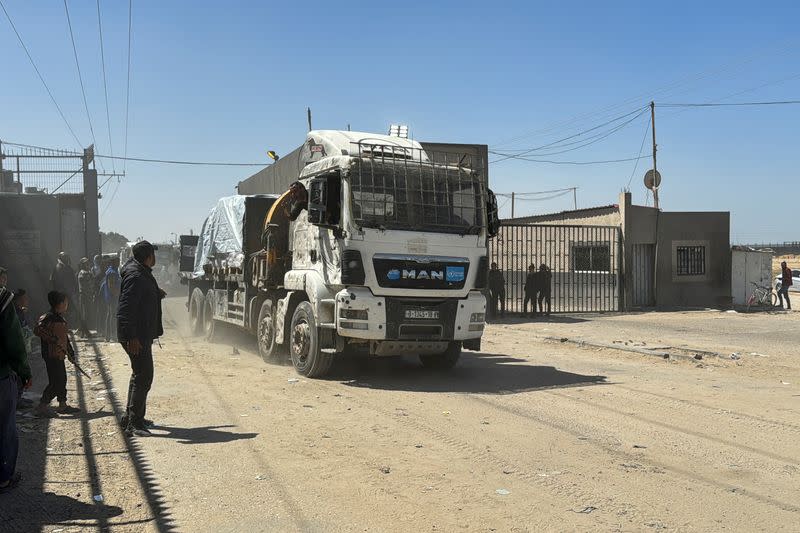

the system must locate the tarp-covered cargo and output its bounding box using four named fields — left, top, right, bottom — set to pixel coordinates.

left=192, top=195, right=279, bottom=278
